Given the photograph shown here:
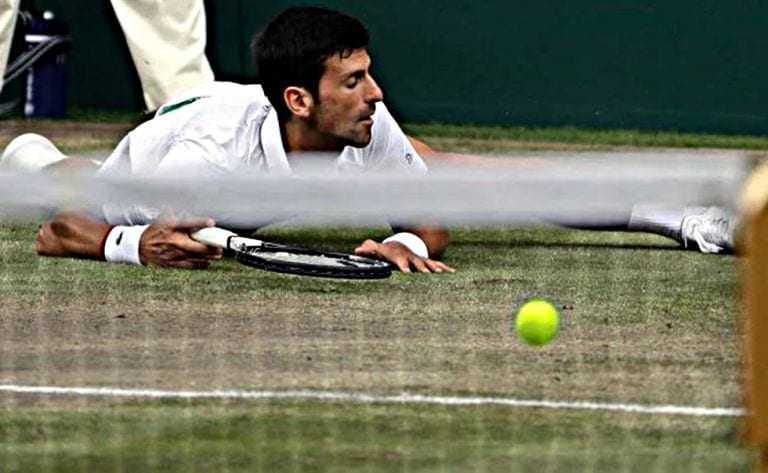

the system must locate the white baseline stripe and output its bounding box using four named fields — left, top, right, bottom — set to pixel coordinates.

left=0, top=384, right=743, bottom=417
